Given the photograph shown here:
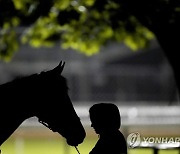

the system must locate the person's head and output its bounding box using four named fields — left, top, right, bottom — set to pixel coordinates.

left=89, top=103, right=121, bottom=134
